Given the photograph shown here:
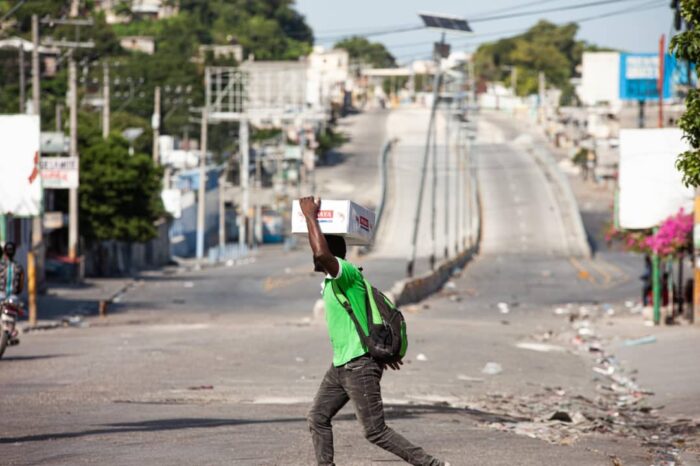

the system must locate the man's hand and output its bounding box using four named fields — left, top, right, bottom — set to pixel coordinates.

left=381, top=359, right=403, bottom=371
left=300, top=196, right=321, bottom=219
